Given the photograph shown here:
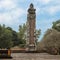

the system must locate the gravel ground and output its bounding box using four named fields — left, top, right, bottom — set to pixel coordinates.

left=1, top=53, right=60, bottom=60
